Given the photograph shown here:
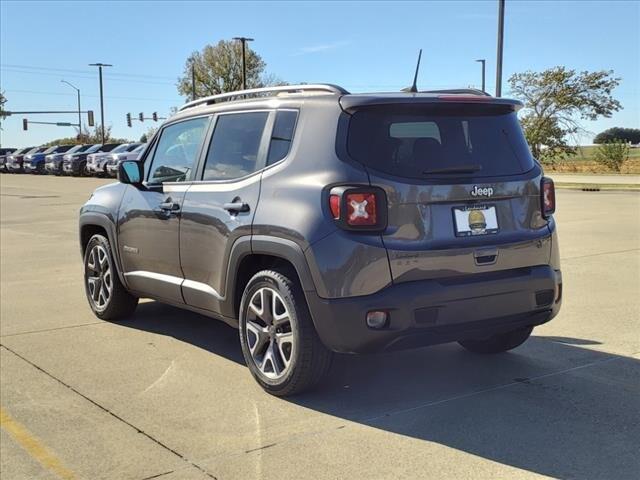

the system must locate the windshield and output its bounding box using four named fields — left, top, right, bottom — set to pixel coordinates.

left=347, top=105, right=534, bottom=178
left=110, top=144, right=131, bottom=153
left=66, top=144, right=85, bottom=154
left=99, top=143, right=121, bottom=153
left=133, top=144, right=146, bottom=153
left=43, top=146, right=59, bottom=154
left=86, top=144, right=103, bottom=153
